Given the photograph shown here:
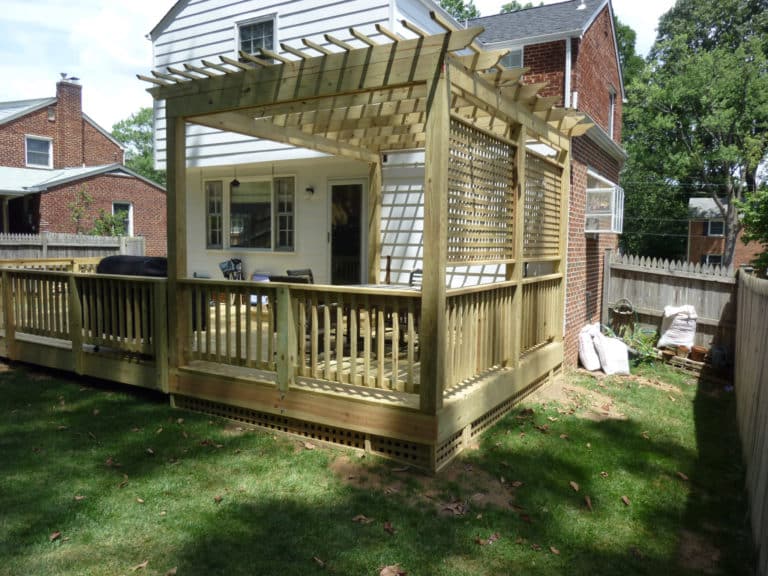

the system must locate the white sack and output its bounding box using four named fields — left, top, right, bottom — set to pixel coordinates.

left=657, top=305, right=697, bottom=349
left=593, top=331, right=630, bottom=375
left=578, top=323, right=602, bottom=371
